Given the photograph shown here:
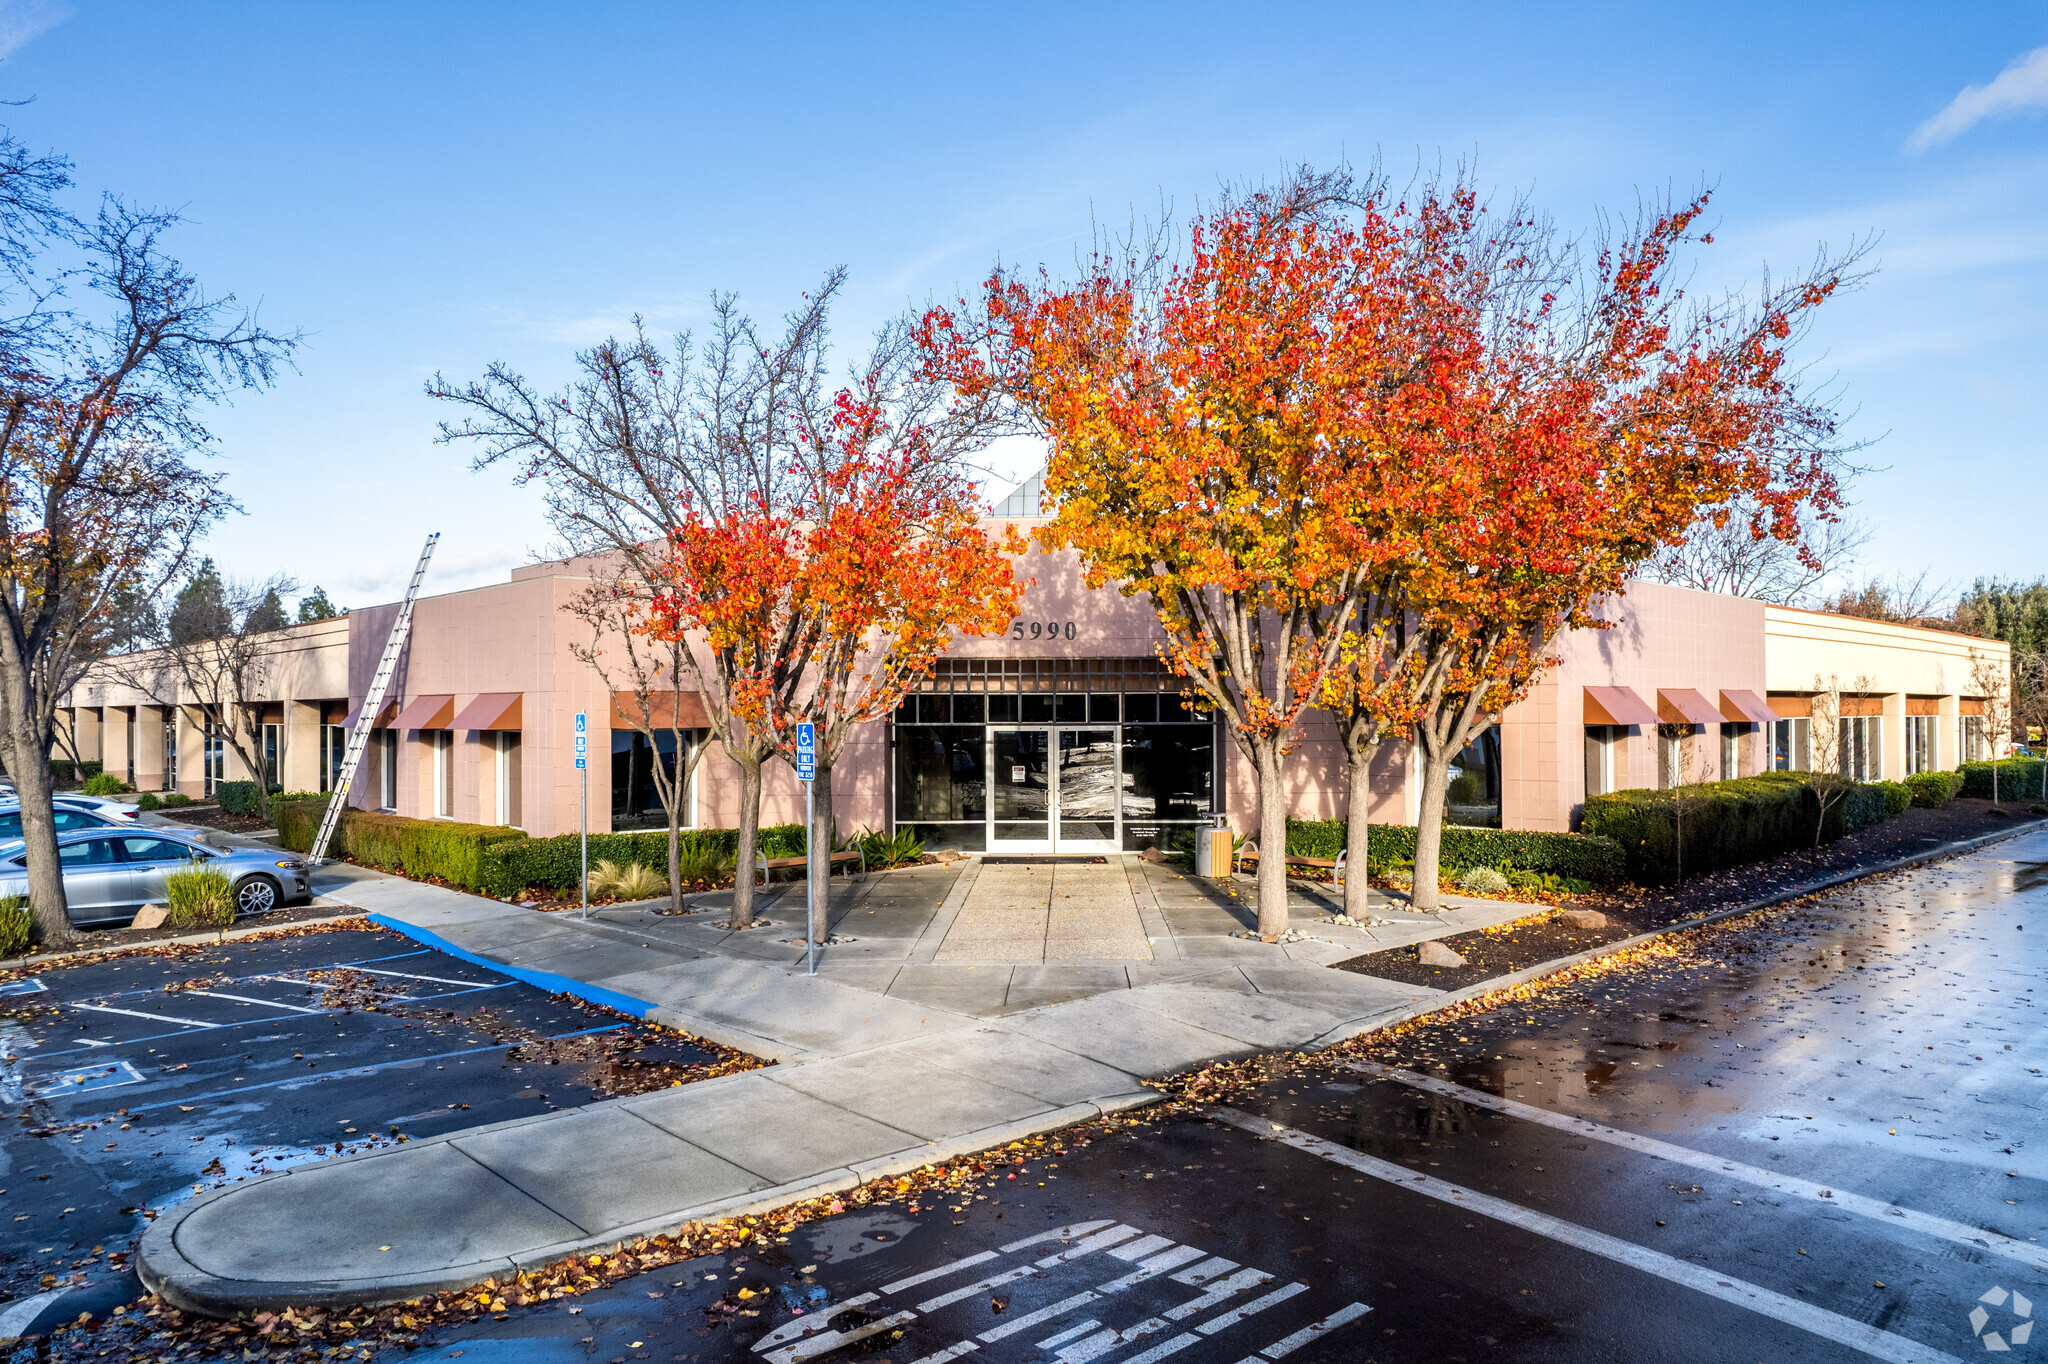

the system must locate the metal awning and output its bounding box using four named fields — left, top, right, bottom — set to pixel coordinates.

left=1719, top=689, right=1781, bottom=725
left=1658, top=688, right=1724, bottom=726
left=390, top=694, right=456, bottom=731
left=340, top=699, right=399, bottom=730
left=609, top=691, right=711, bottom=730
left=1583, top=686, right=1659, bottom=727
left=451, top=692, right=523, bottom=731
